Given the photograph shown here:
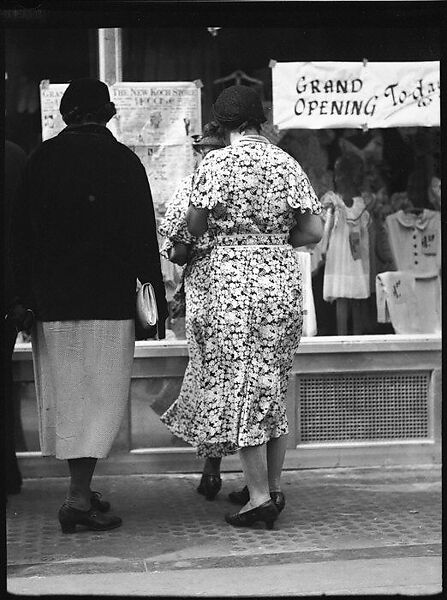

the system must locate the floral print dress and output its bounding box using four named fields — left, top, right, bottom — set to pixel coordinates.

left=159, top=174, right=223, bottom=456
left=162, top=136, right=321, bottom=457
